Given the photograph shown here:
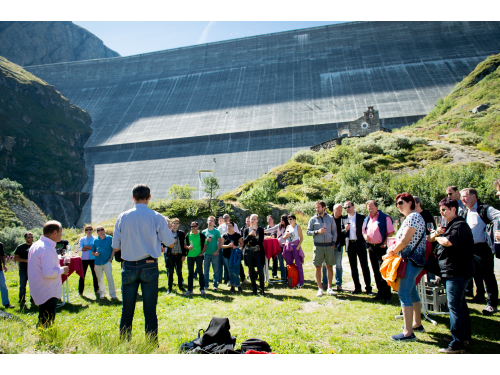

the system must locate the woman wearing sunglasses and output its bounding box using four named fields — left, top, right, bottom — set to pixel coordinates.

left=384, top=193, right=426, bottom=341
left=429, top=198, right=474, bottom=353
